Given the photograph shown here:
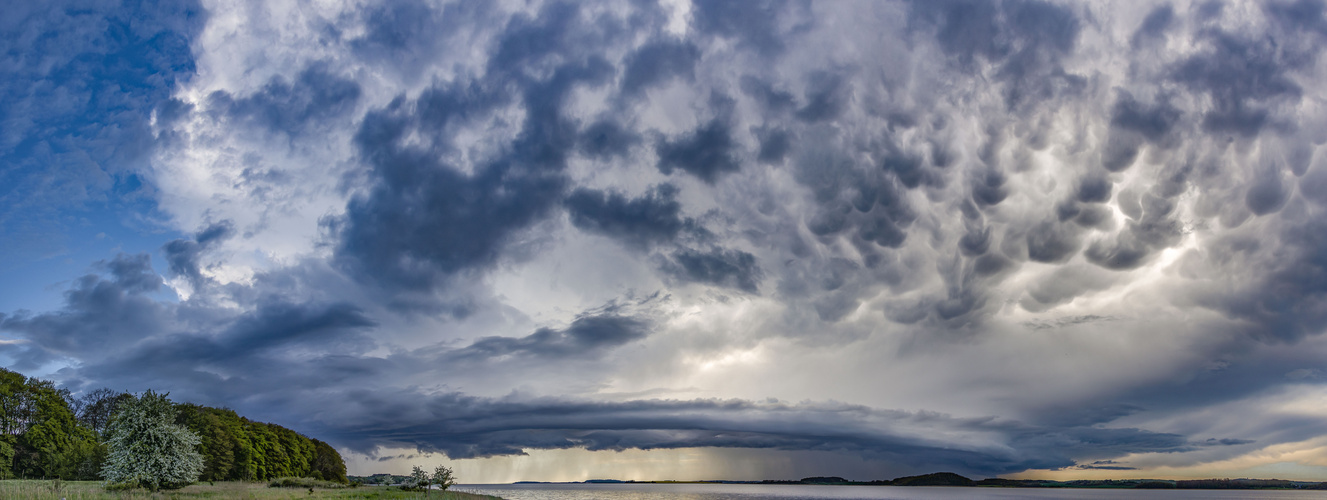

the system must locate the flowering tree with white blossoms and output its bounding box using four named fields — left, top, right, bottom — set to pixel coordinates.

left=101, top=390, right=203, bottom=490
left=433, top=464, right=455, bottom=491
left=406, top=464, right=456, bottom=495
